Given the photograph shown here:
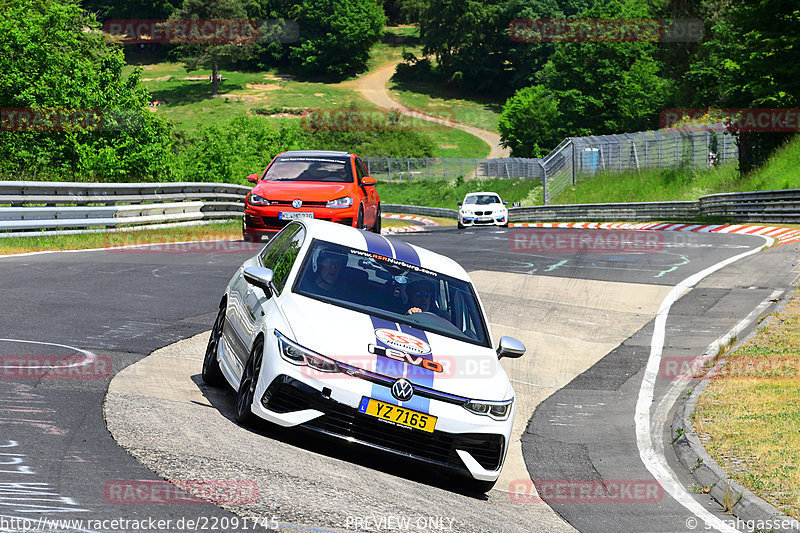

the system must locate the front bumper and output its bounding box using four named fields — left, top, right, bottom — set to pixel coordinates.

left=256, top=375, right=506, bottom=480
left=243, top=205, right=357, bottom=234
left=459, top=213, right=508, bottom=227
